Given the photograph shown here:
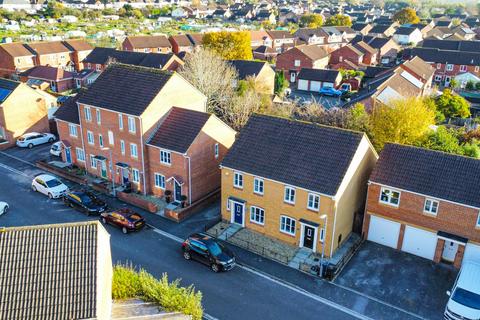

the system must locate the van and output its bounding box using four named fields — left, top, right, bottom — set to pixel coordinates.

left=444, top=262, right=480, bottom=320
